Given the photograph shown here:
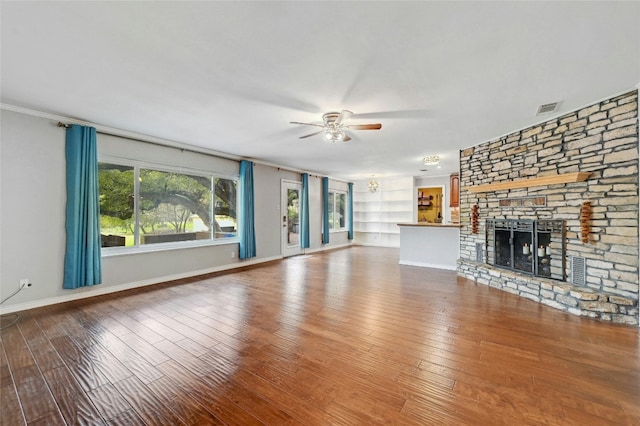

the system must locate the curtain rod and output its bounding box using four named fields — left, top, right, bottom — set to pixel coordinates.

left=57, top=120, right=347, bottom=182
left=3, top=103, right=339, bottom=179
left=57, top=121, right=237, bottom=160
